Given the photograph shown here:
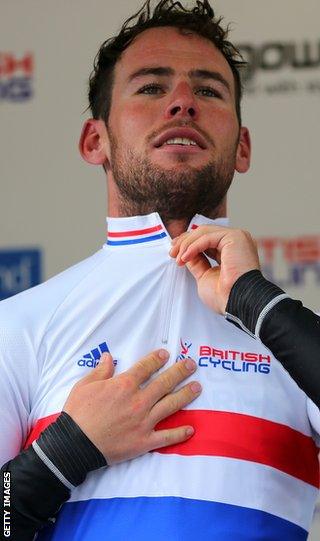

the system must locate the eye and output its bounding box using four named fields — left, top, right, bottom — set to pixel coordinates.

left=137, top=83, right=164, bottom=95
left=195, top=86, right=222, bottom=99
